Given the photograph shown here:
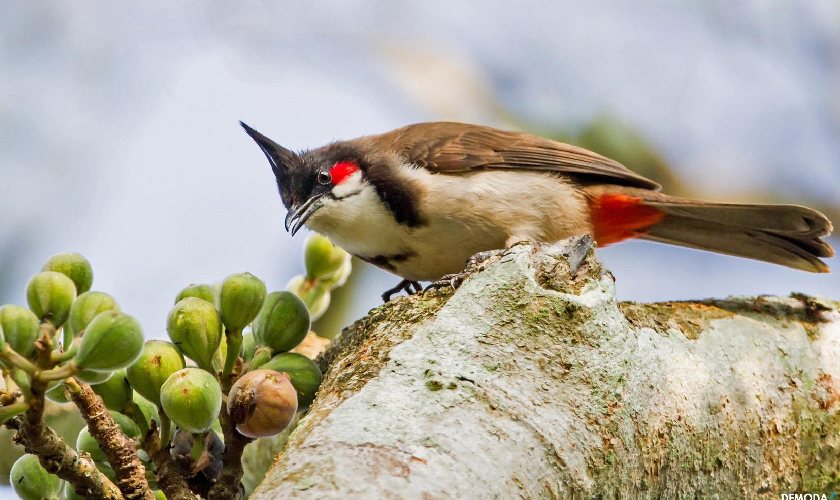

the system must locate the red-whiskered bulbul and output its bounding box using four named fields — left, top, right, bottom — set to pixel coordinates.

left=240, top=121, right=834, bottom=300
